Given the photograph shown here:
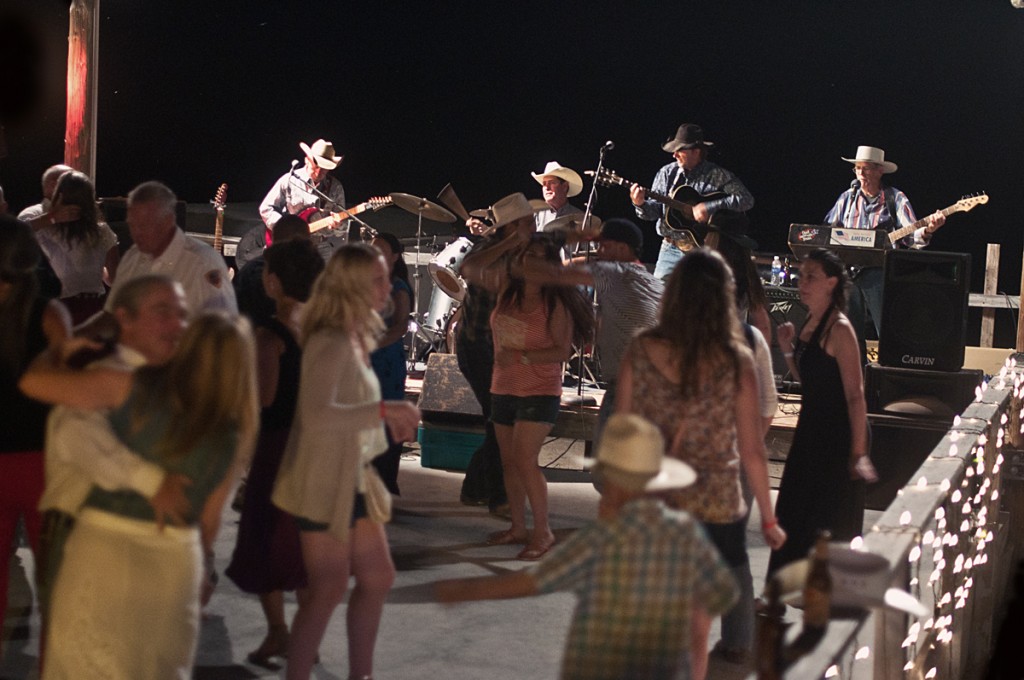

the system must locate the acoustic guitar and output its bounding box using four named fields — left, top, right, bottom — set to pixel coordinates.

left=593, top=167, right=749, bottom=251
